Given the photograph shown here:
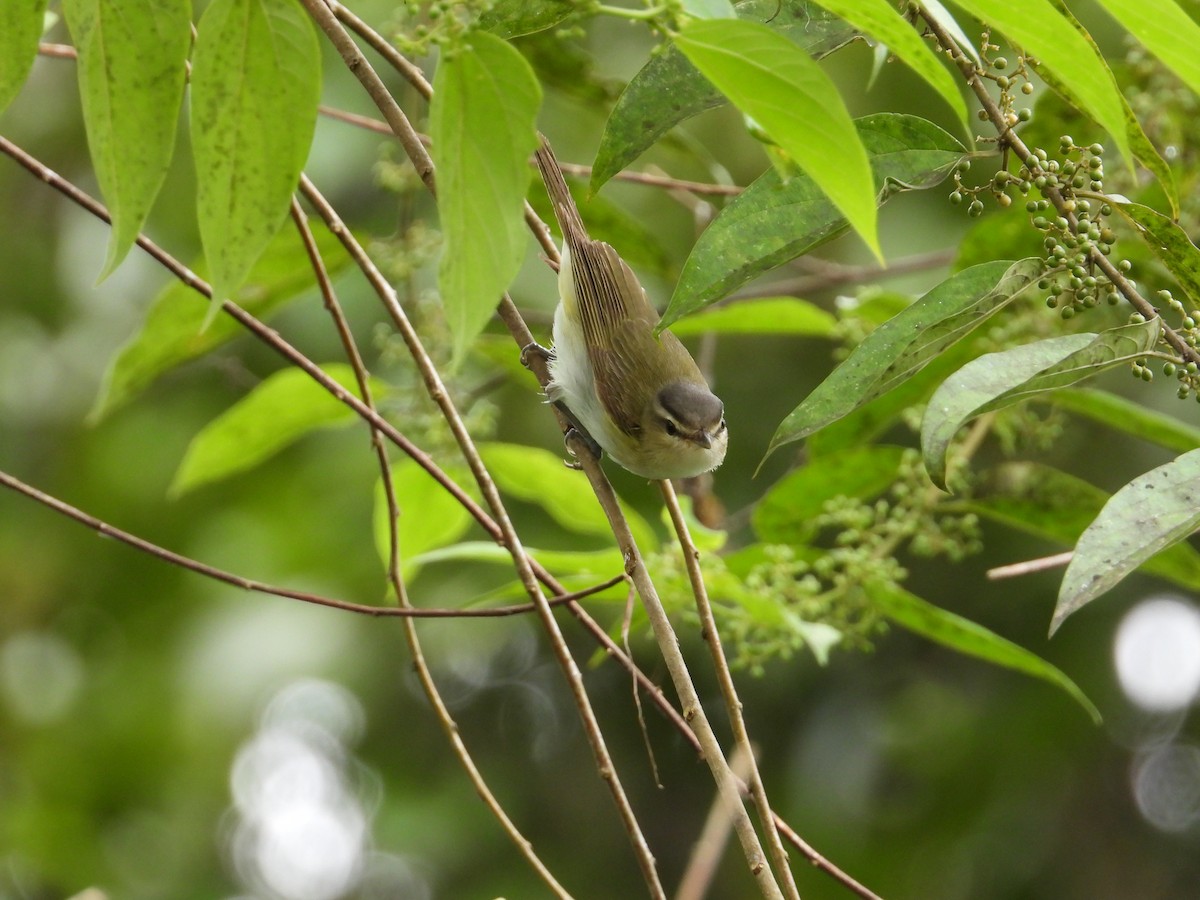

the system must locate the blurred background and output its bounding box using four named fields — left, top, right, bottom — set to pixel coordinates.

left=2, top=2, right=1200, bottom=898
